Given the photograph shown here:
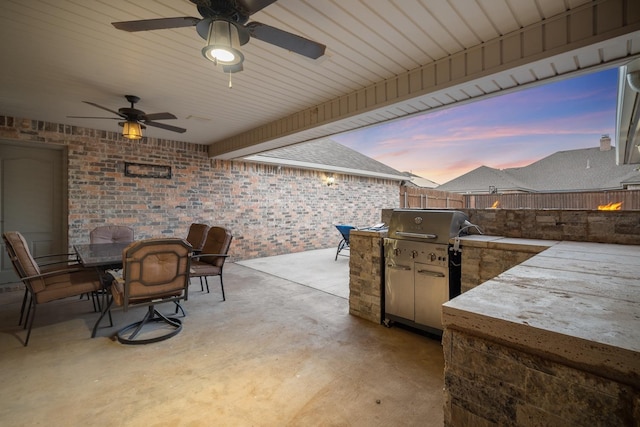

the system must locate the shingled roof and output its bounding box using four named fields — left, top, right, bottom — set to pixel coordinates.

left=243, top=138, right=406, bottom=180
left=437, top=146, right=640, bottom=193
